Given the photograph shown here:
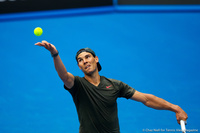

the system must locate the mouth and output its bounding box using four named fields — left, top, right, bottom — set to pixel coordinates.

left=85, top=65, right=91, bottom=70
